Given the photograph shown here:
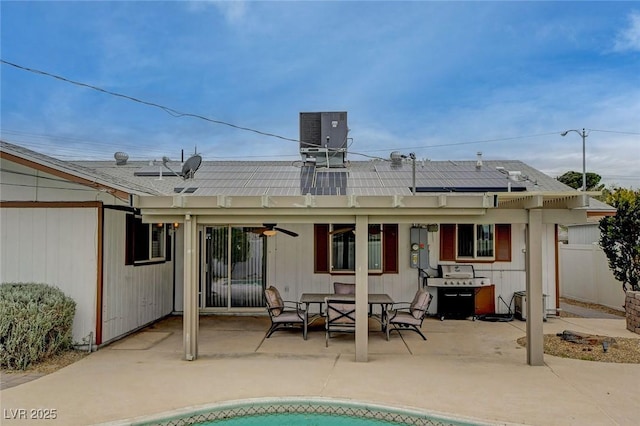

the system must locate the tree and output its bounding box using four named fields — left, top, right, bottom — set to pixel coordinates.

left=557, top=171, right=604, bottom=191
left=598, top=187, right=640, bottom=292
